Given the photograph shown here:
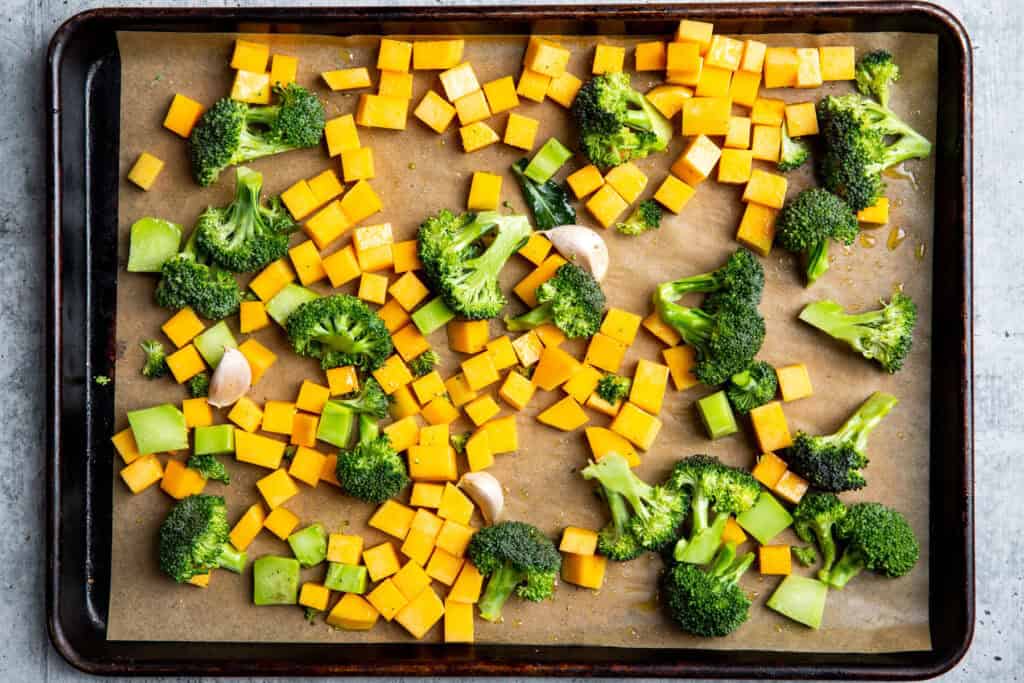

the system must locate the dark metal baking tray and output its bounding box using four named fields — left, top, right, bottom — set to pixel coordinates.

left=46, top=2, right=973, bottom=677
